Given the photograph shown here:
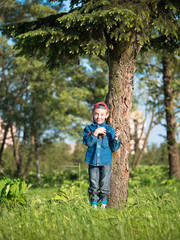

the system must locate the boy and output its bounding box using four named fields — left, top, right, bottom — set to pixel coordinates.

left=83, top=102, right=121, bottom=208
